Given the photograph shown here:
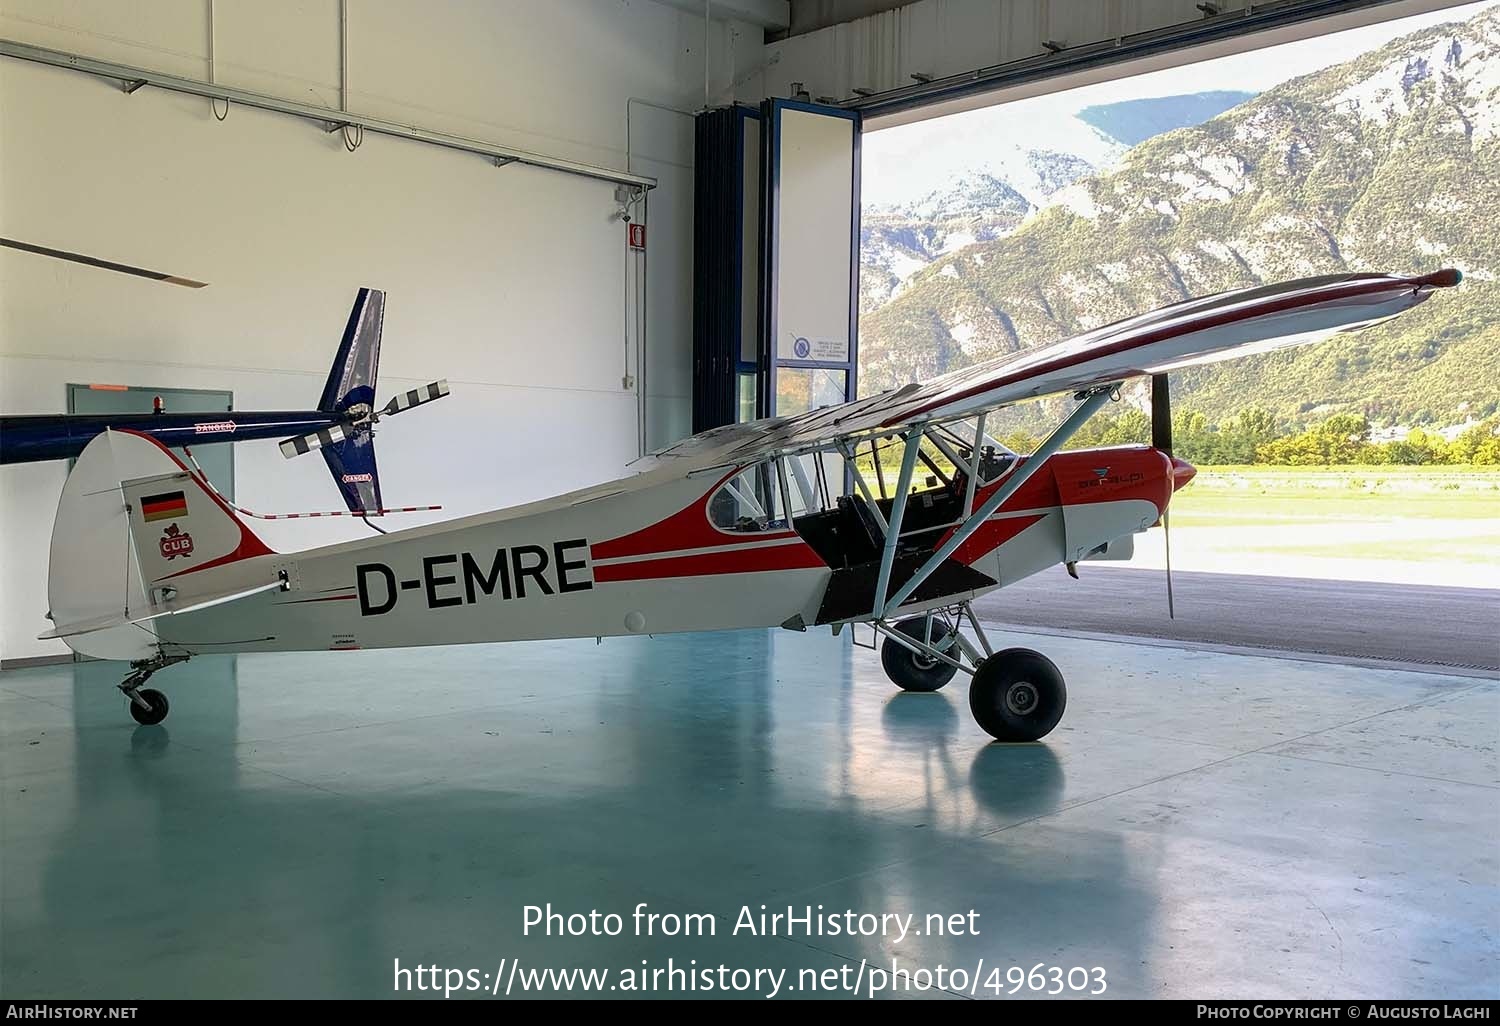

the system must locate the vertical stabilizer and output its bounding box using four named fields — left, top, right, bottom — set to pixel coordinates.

left=319, top=287, right=384, bottom=414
